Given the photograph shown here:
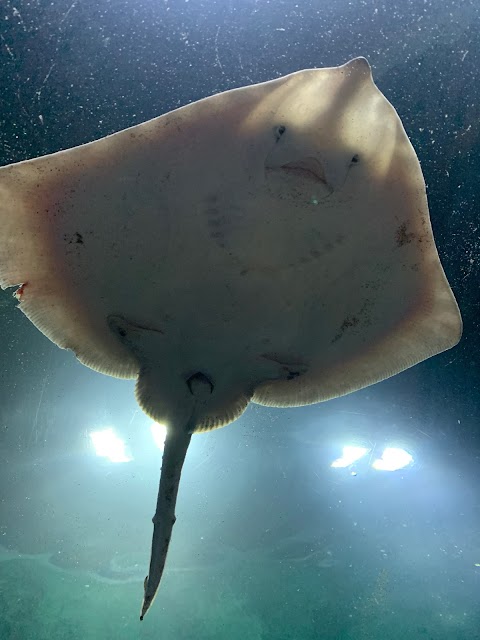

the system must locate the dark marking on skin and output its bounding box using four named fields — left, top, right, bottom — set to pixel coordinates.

left=395, top=222, right=416, bottom=247
left=332, top=315, right=360, bottom=343
left=332, top=295, right=376, bottom=343
left=64, top=232, right=84, bottom=245
left=358, top=299, right=374, bottom=328
left=362, top=279, right=382, bottom=292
